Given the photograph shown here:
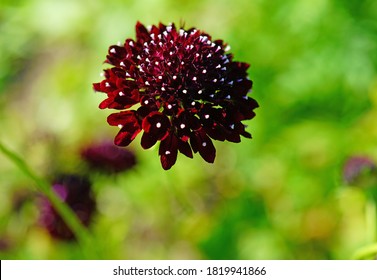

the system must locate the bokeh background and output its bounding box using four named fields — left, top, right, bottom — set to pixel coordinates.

left=1, top=0, right=377, bottom=259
